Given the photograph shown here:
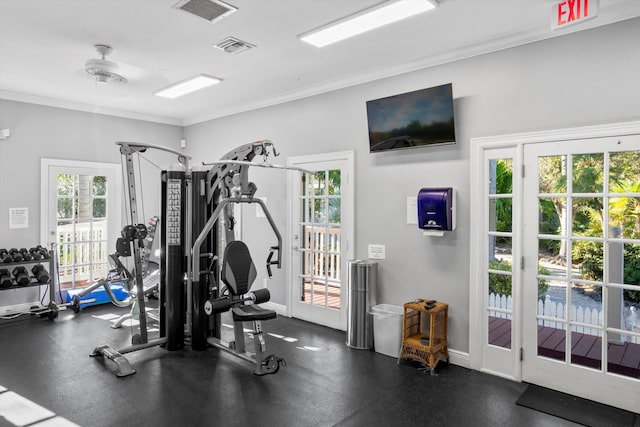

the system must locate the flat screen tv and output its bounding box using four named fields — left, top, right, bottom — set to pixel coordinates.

left=366, top=83, right=456, bottom=153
